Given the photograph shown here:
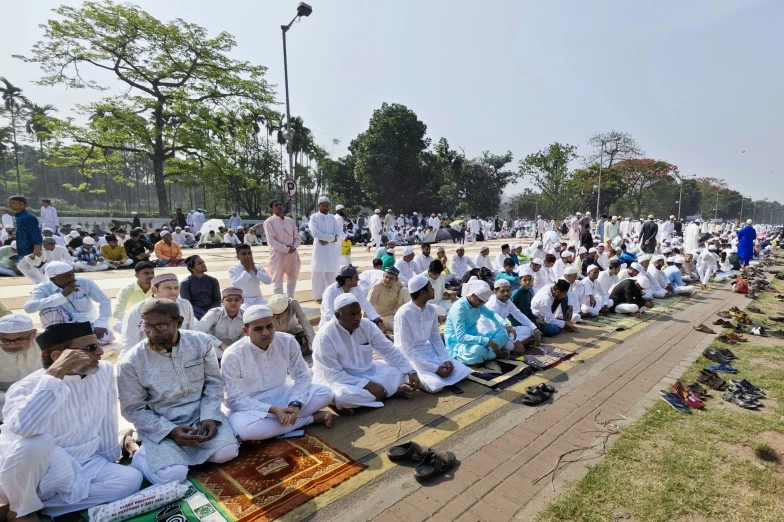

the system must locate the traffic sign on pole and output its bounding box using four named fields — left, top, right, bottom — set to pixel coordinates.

left=284, top=178, right=297, bottom=198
